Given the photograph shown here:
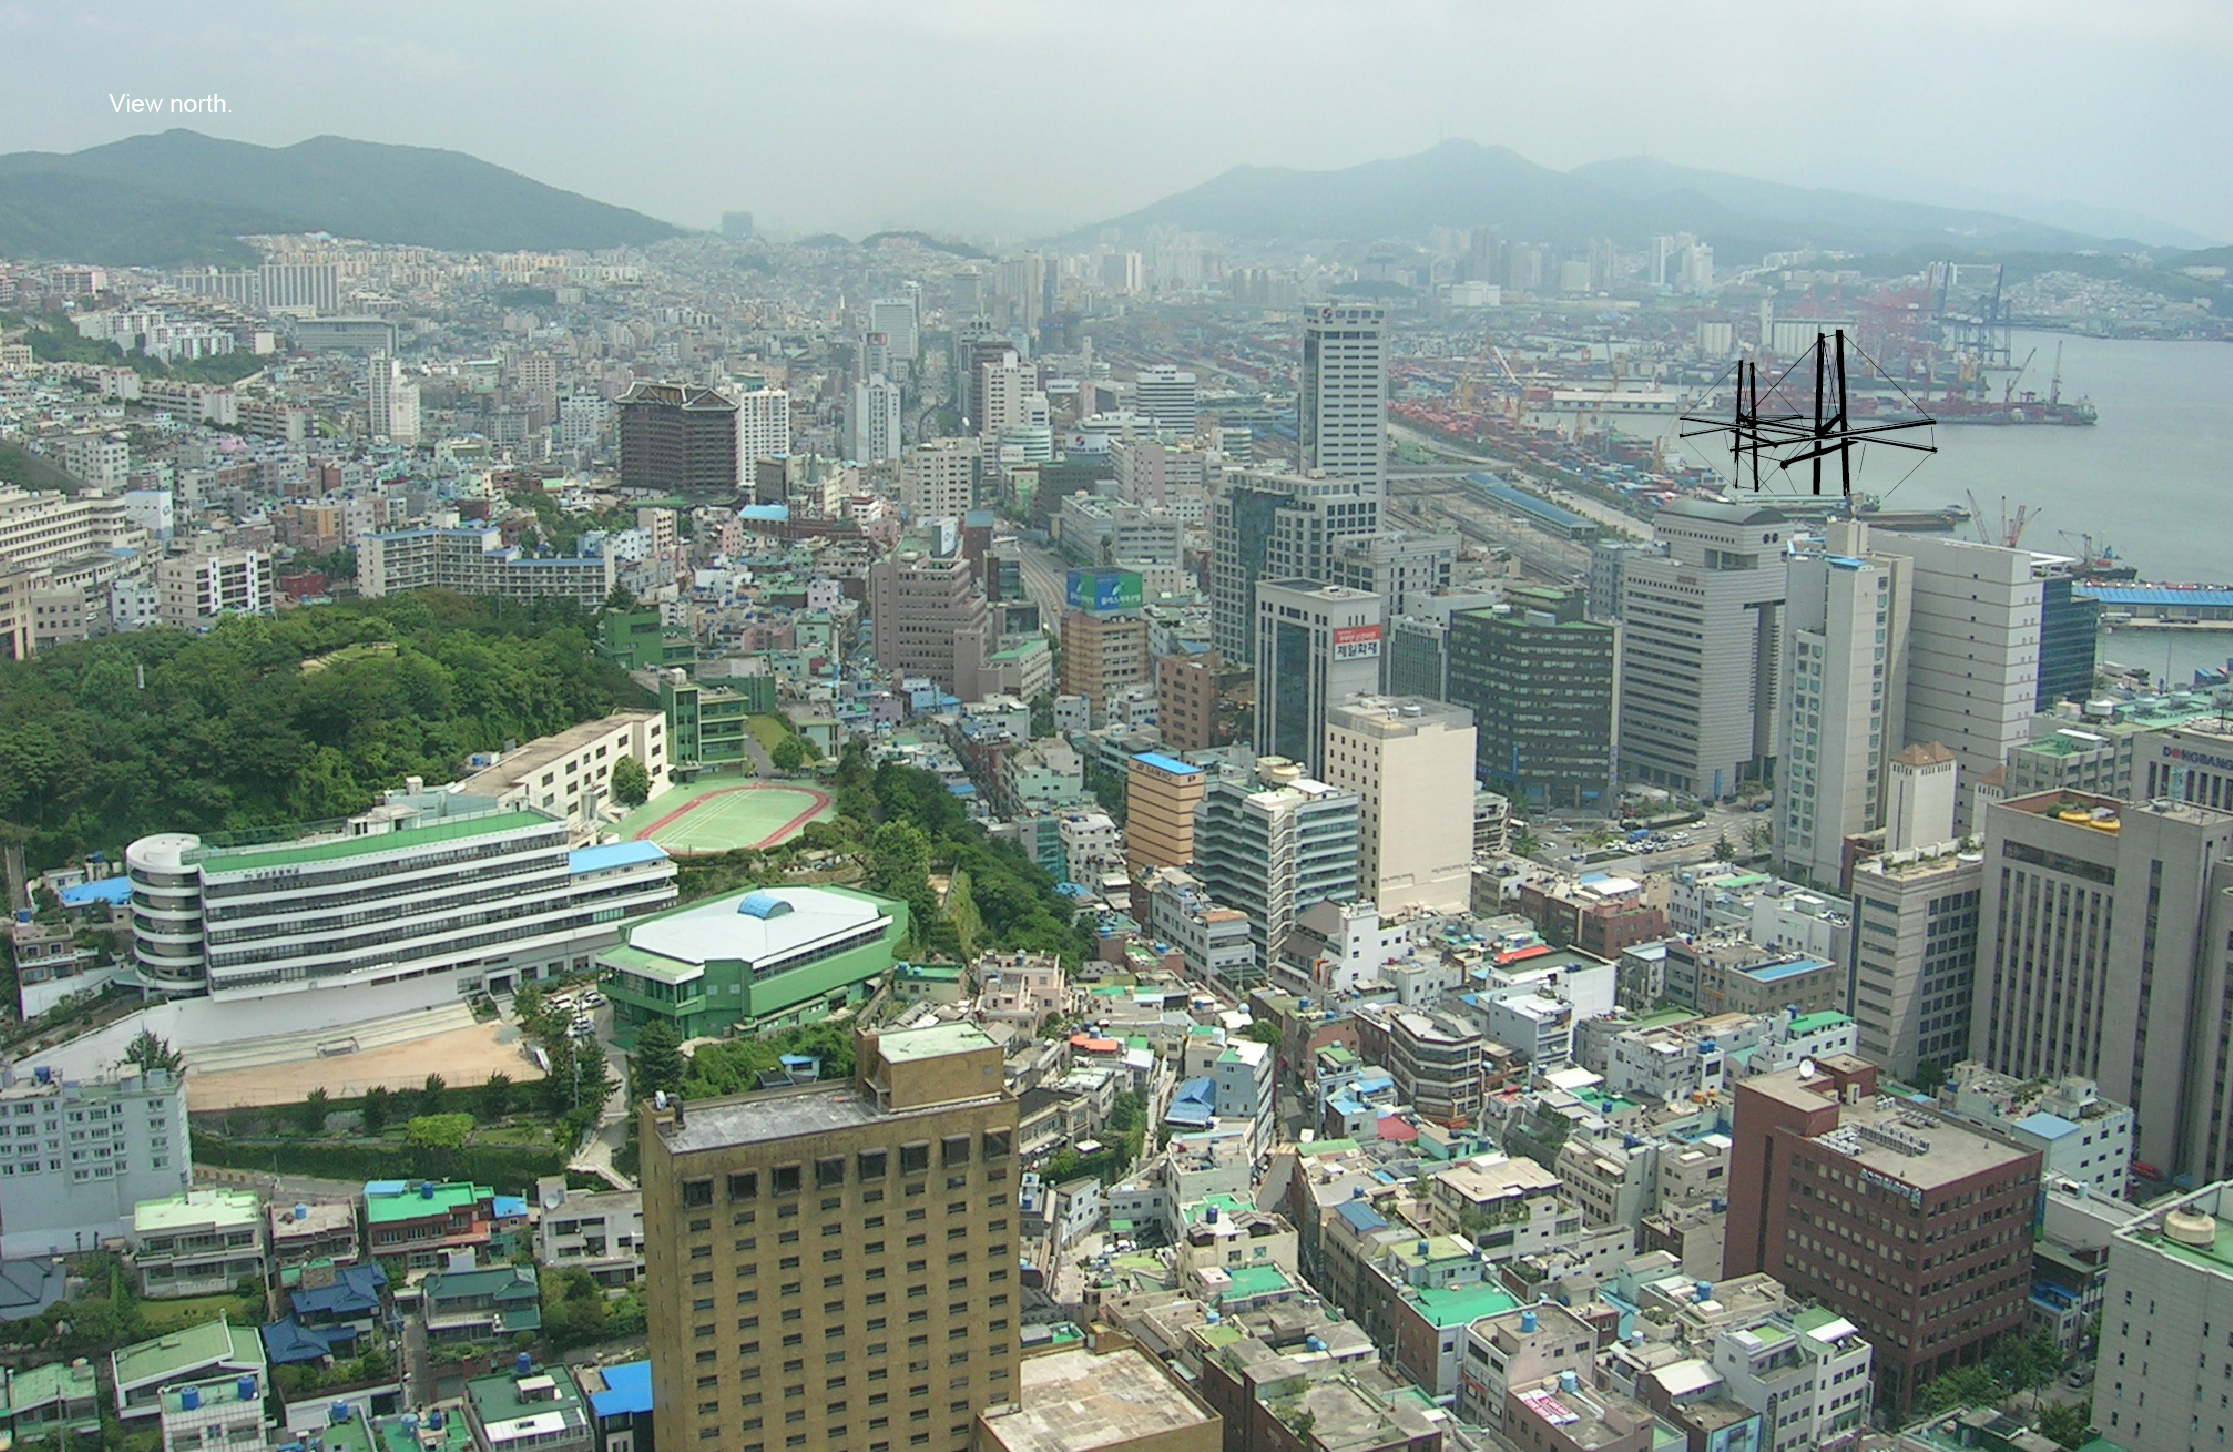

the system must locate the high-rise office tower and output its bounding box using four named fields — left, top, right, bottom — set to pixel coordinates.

left=1125, top=750, right=1207, bottom=878
left=867, top=545, right=991, bottom=700
left=732, top=386, right=791, bottom=472
left=2095, top=1182, right=2233, bottom=1452
left=1725, top=1057, right=2040, bottom=1416
left=1058, top=609, right=1150, bottom=709
left=619, top=382, right=739, bottom=497
left=1447, top=586, right=1619, bottom=809
left=1866, top=533, right=2043, bottom=822
left=1252, top=580, right=1383, bottom=777
left=1619, top=499, right=1792, bottom=798
left=898, top=438, right=980, bottom=523
left=1192, top=758, right=1361, bottom=975
left=642, top=1021, right=1020, bottom=1452
left=1208, top=470, right=1378, bottom=664
left=1327, top=529, right=1460, bottom=650
left=1299, top=305, right=1387, bottom=493
left=1132, top=365, right=1198, bottom=436
left=1155, top=650, right=1220, bottom=754
left=1776, top=536, right=1910, bottom=887
left=1970, top=791, right=2233, bottom=1183
left=1321, top=697, right=1477, bottom=914
left=976, top=352, right=1031, bottom=443
left=868, top=296, right=920, bottom=366
left=847, top=376, right=903, bottom=465
left=365, top=352, right=420, bottom=446
left=1845, top=840, right=1981, bottom=1080
left=2036, top=569, right=2100, bottom=710
left=996, top=254, right=1046, bottom=336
